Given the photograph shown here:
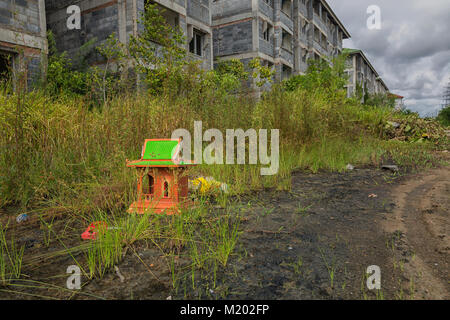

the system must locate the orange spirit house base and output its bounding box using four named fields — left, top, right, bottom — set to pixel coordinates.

left=126, top=139, right=195, bottom=215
